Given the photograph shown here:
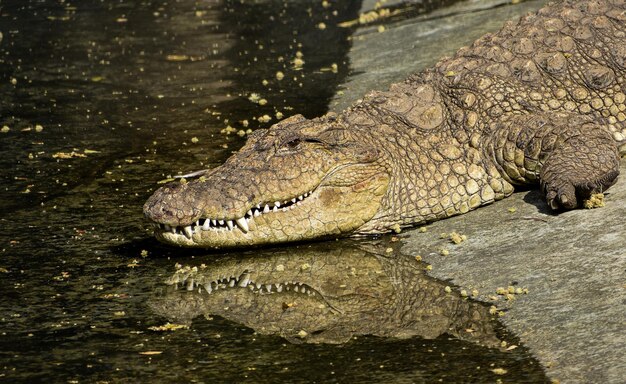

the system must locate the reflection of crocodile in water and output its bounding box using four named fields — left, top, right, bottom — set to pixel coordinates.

left=149, top=242, right=504, bottom=347
left=144, top=0, right=626, bottom=248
